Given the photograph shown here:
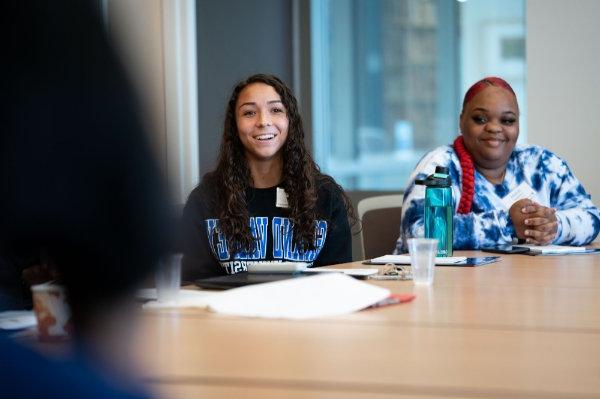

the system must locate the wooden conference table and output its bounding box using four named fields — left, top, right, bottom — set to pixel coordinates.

left=135, top=251, right=600, bottom=399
